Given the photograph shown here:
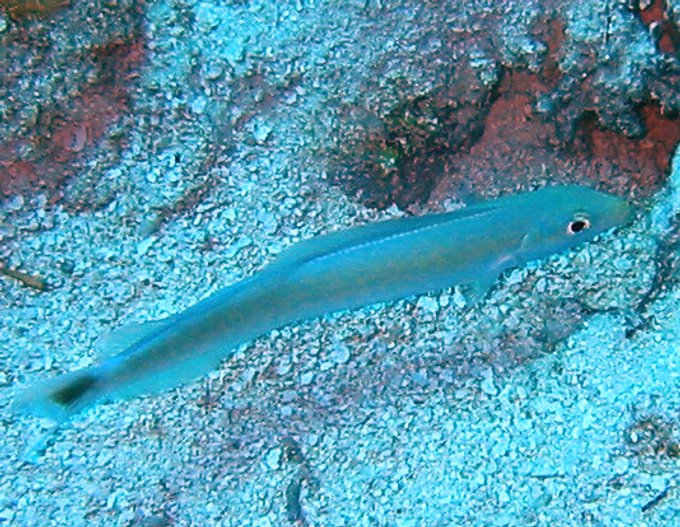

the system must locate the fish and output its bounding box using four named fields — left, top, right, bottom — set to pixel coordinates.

left=15, top=185, right=632, bottom=422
